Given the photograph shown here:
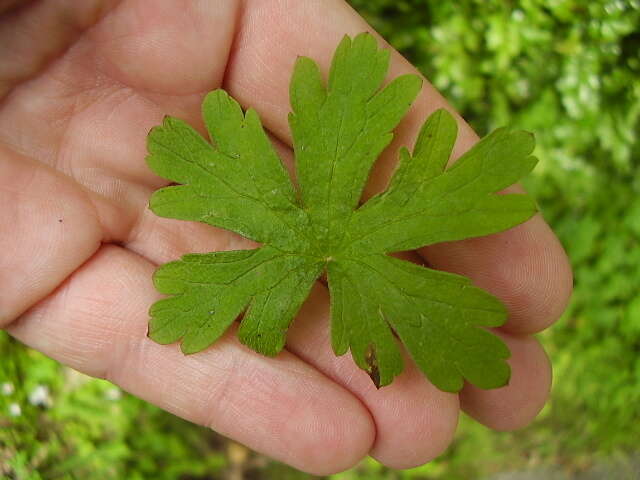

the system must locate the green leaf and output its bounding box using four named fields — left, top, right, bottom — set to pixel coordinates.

left=146, top=33, right=538, bottom=392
